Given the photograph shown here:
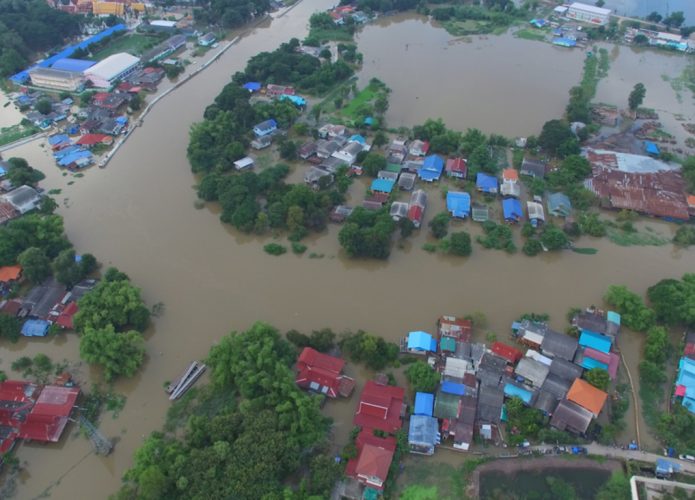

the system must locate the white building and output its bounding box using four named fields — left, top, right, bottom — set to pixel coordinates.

left=28, top=67, right=85, bottom=92
left=85, top=53, right=141, bottom=89
left=566, top=2, right=611, bottom=26
left=2, top=186, right=42, bottom=214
